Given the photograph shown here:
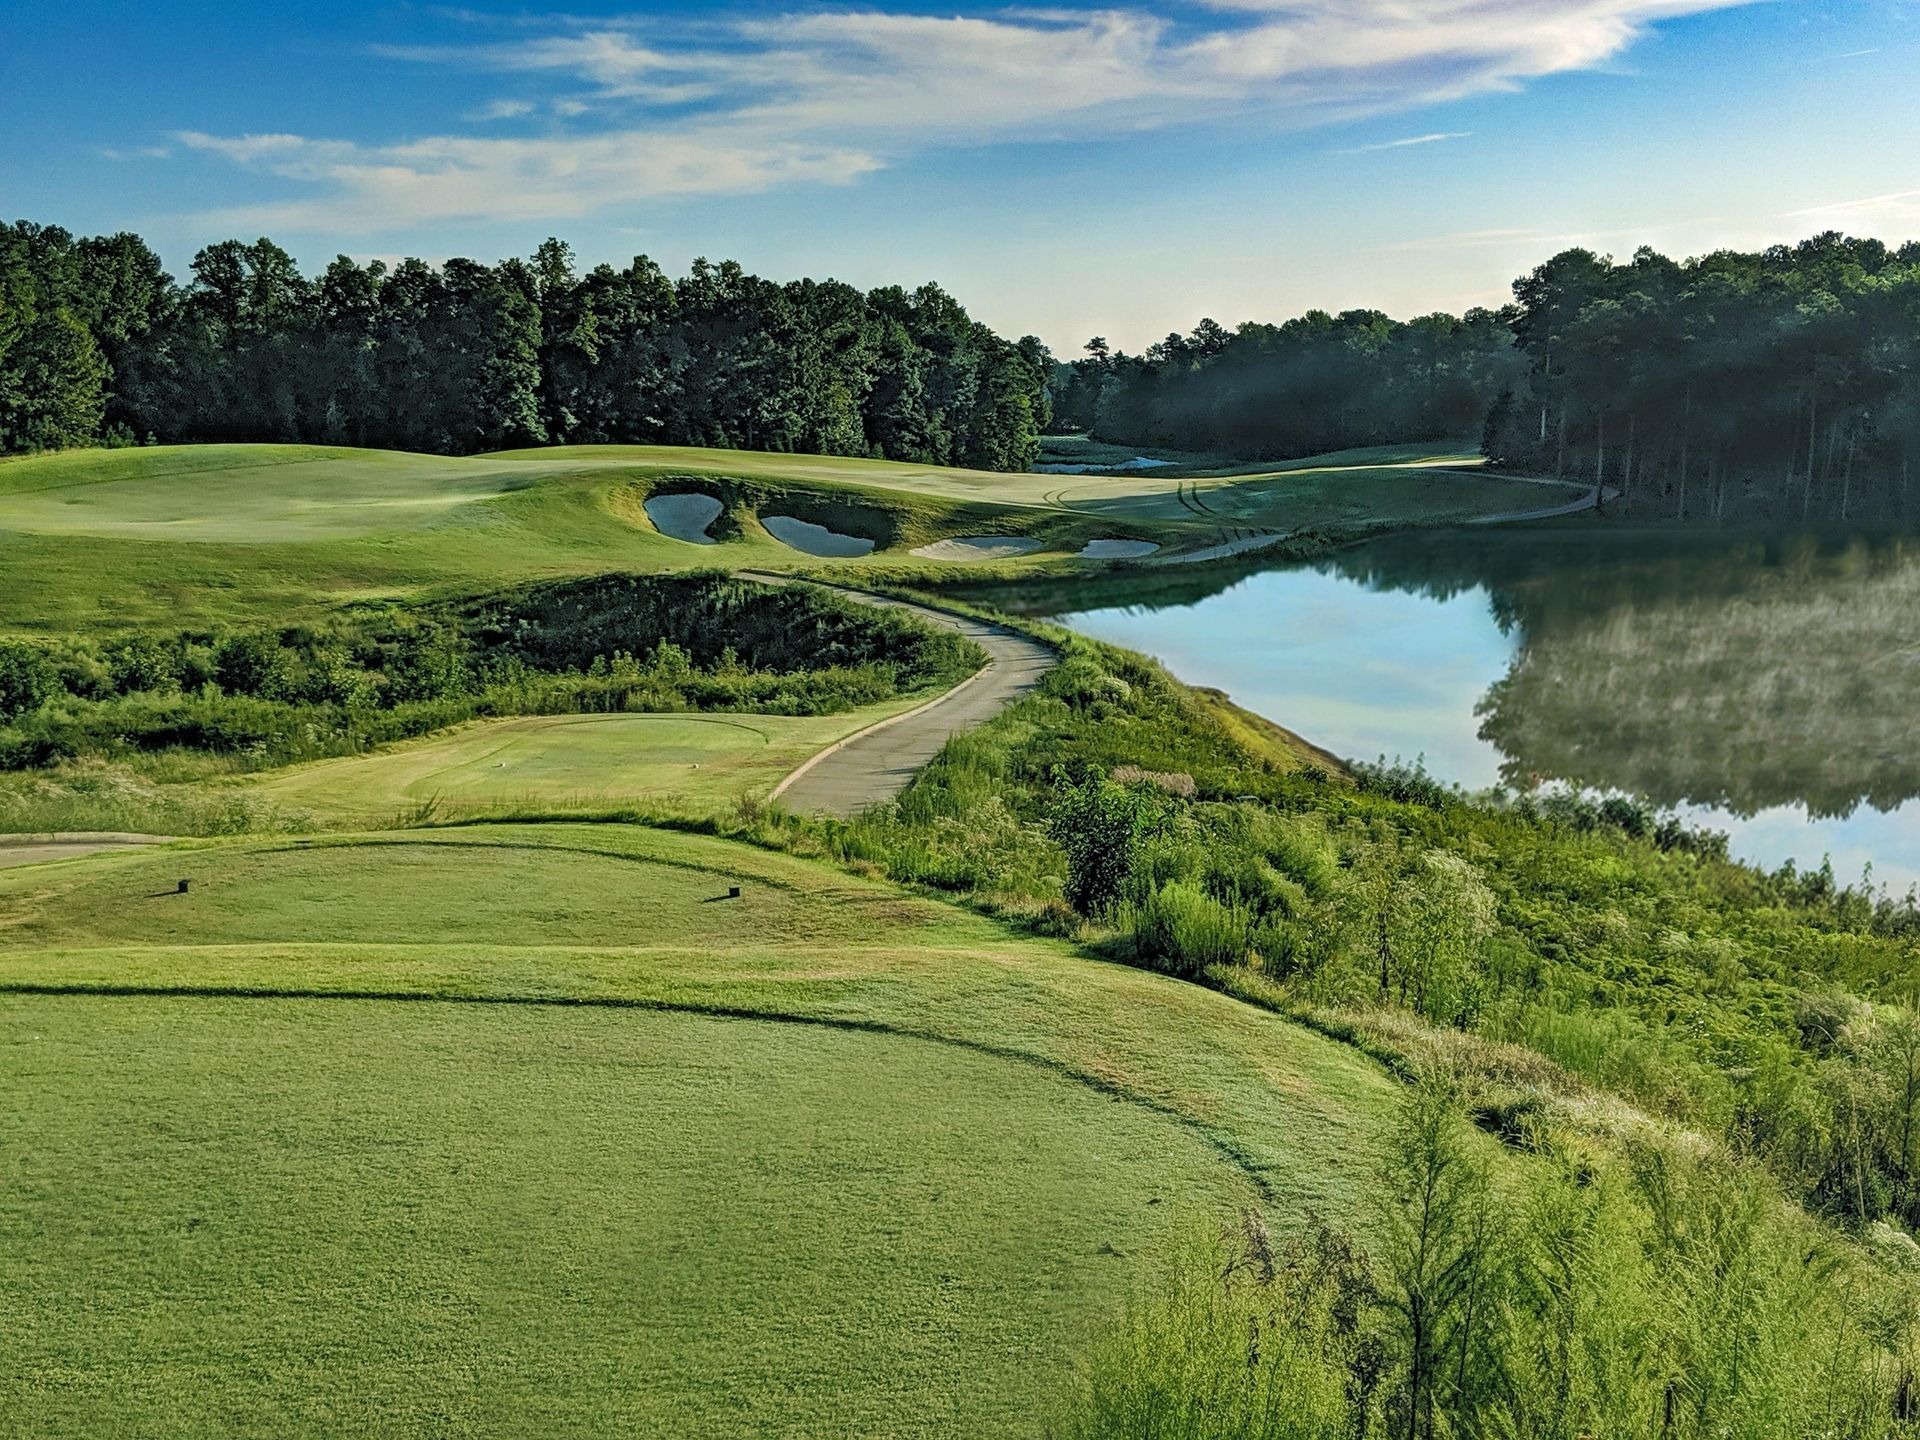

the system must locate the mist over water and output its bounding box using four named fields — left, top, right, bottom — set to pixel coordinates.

left=1048, top=530, right=1920, bottom=894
